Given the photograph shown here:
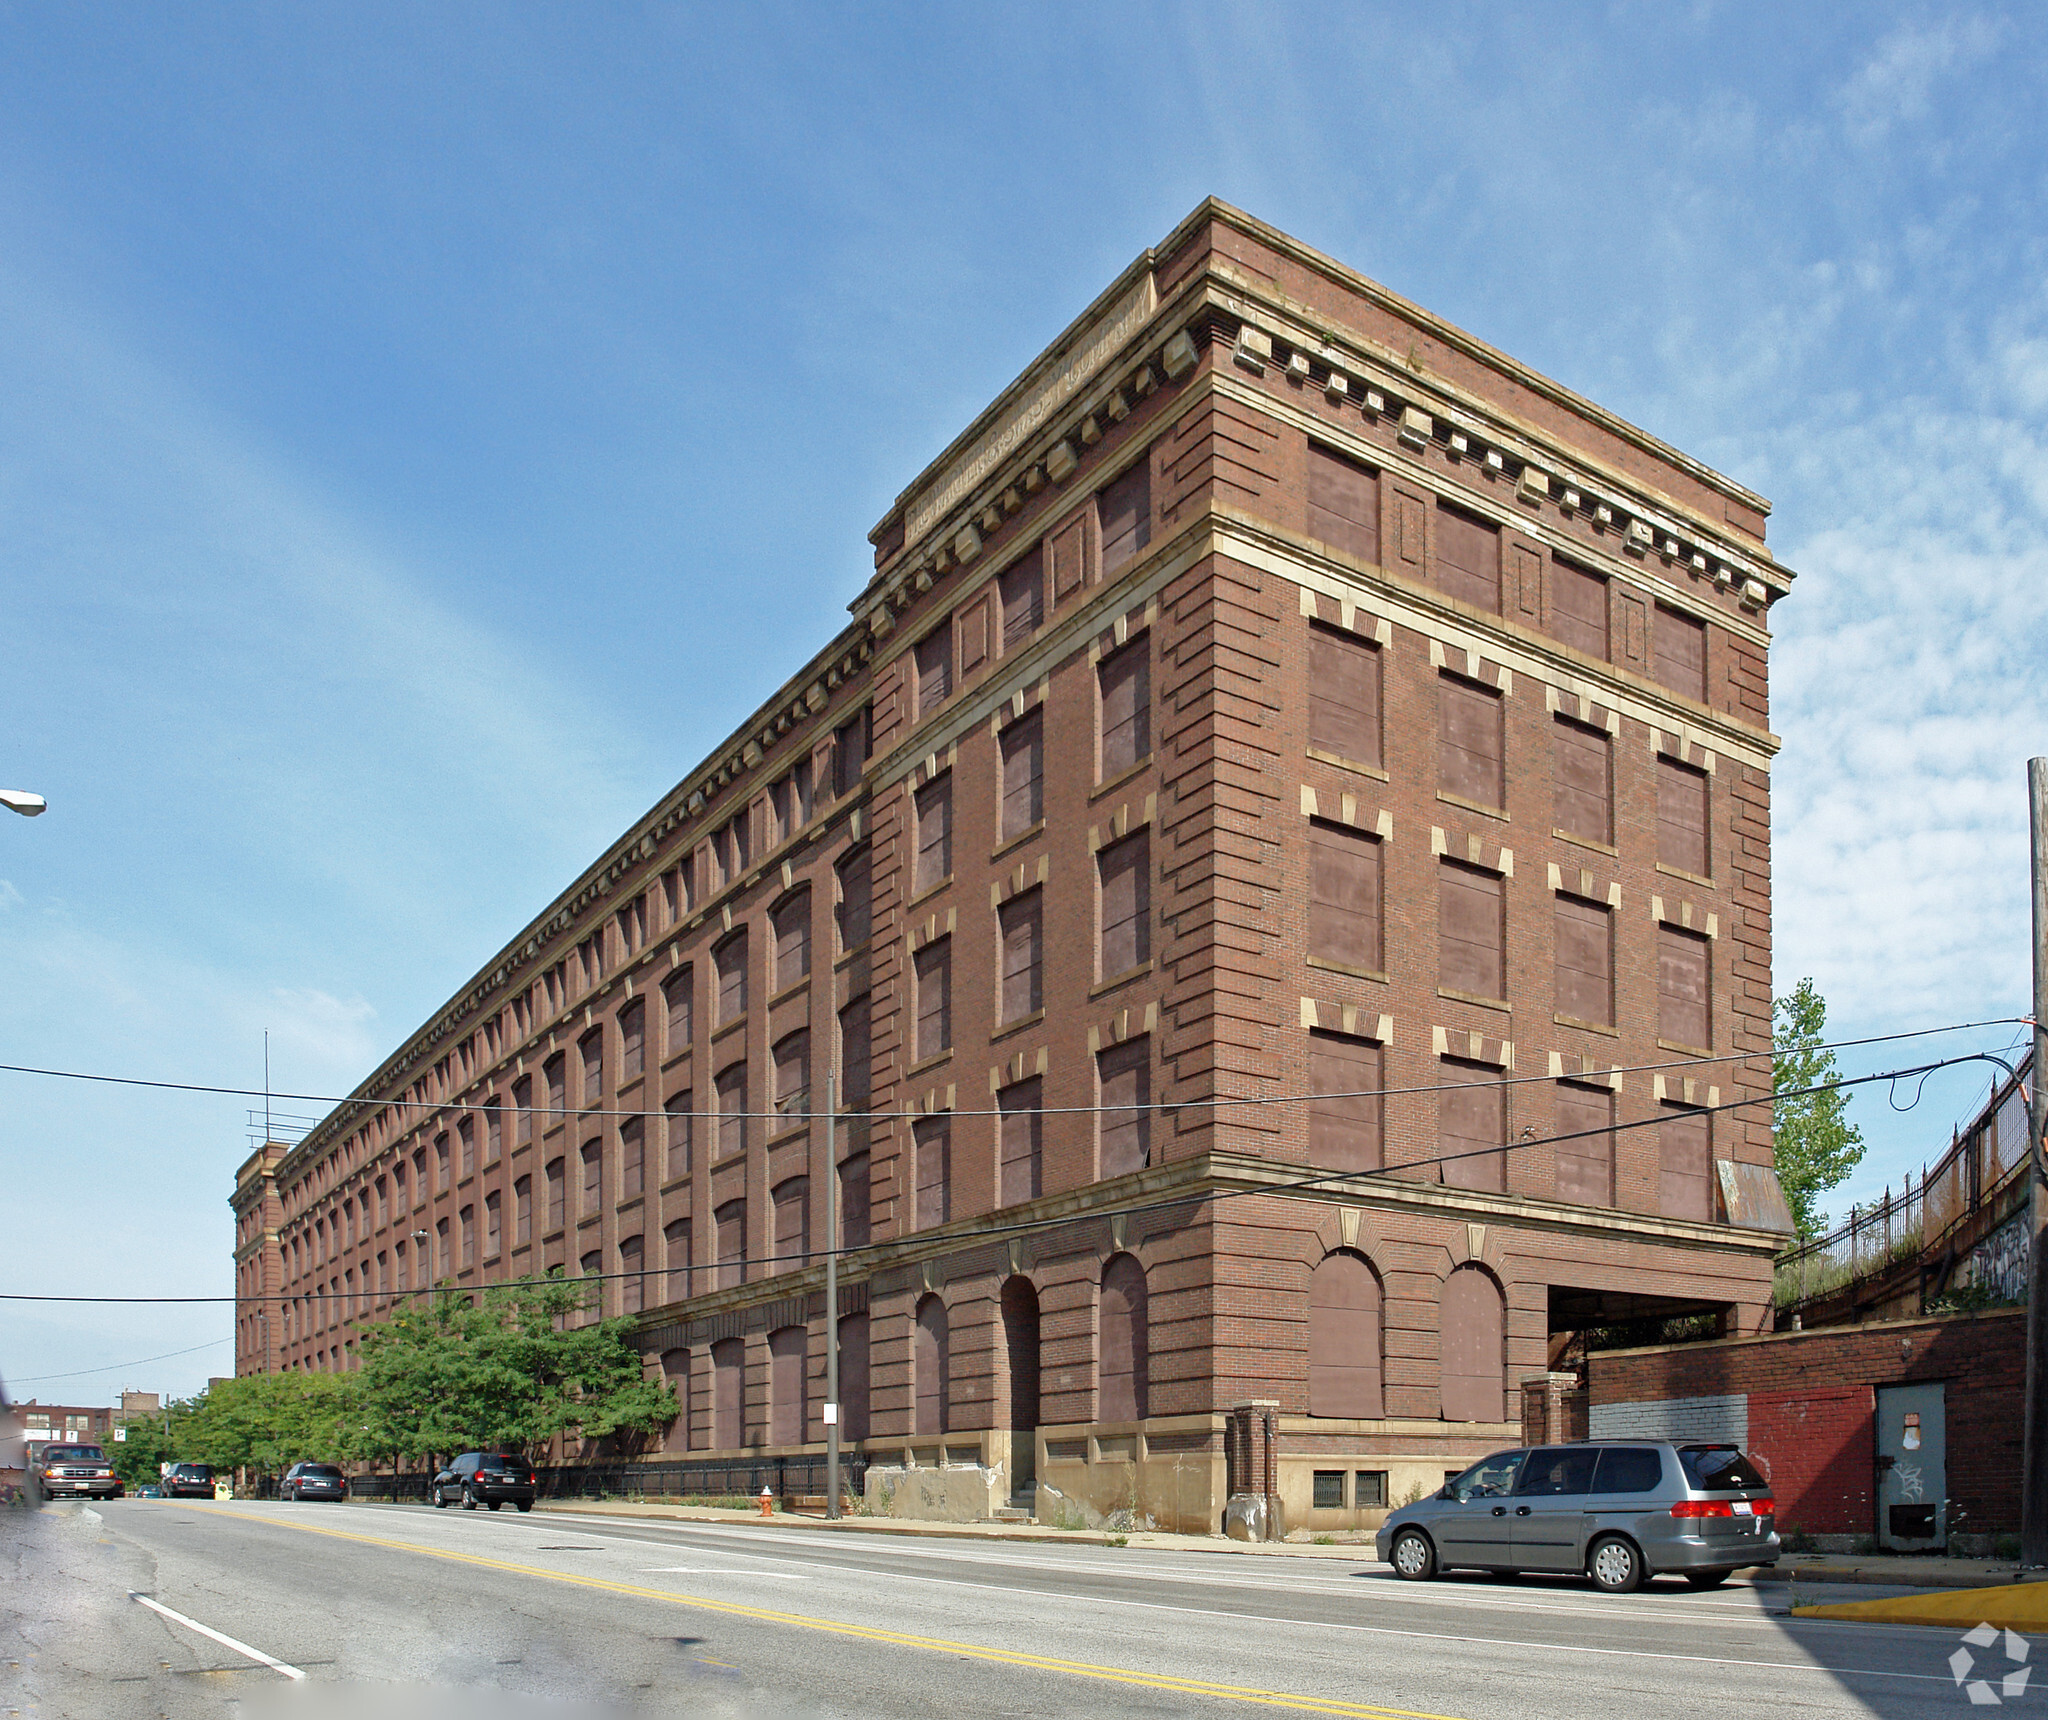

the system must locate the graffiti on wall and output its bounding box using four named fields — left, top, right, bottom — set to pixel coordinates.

left=1963, top=1215, right=2030, bottom=1305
